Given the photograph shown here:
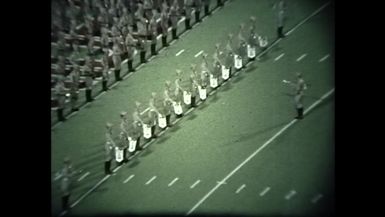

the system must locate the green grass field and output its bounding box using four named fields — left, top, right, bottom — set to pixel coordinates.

left=51, top=0, right=334, bottom=216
